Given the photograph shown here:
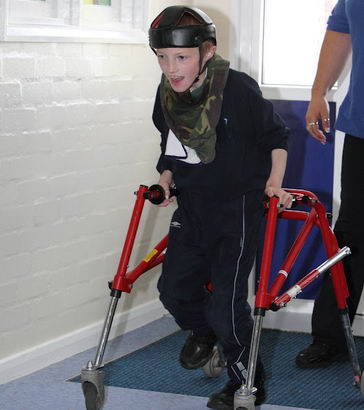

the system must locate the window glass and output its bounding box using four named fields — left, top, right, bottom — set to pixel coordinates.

left=10, top=0, right=57, bottom=20
left=81, top=0, right=128, bottom=29
left=3, top=0, right=148, bottom=42
left=262, top=0, right=337, bottom=86
left=84, top=0, right=111, bottom=5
